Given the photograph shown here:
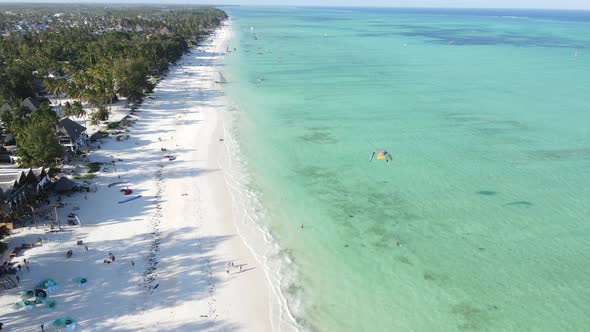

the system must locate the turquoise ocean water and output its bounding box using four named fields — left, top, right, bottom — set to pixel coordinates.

left=222, top=7, right=590, bottom=331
